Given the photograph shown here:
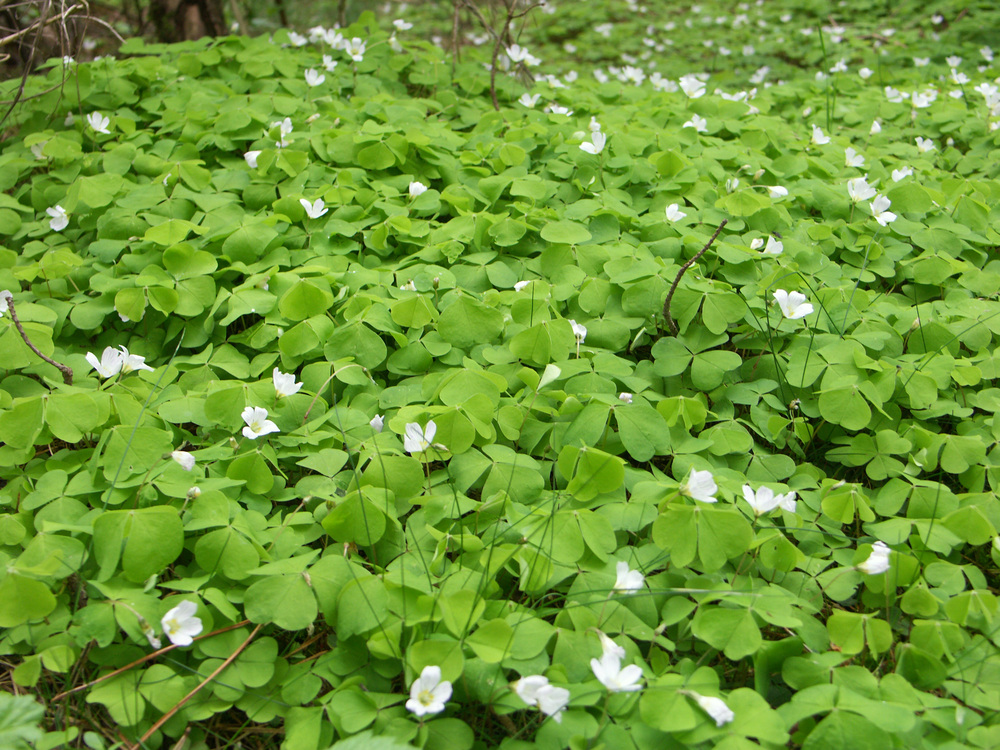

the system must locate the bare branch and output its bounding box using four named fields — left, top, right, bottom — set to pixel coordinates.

left=663, top=219, right=728, bottom=336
